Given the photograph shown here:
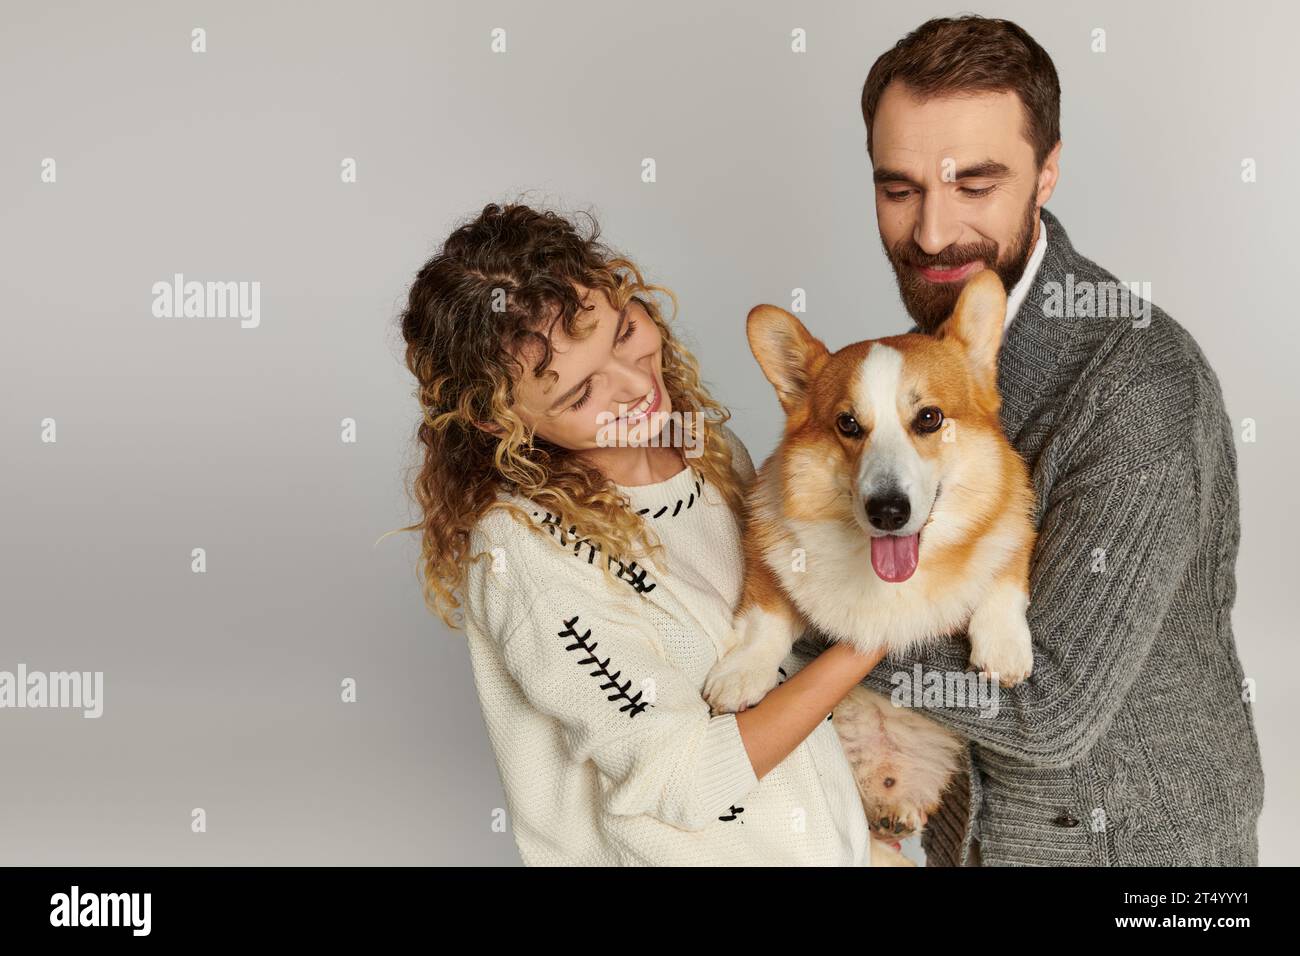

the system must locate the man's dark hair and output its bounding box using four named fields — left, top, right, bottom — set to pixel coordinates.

left=861, top=15, right=1061, bottom=168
